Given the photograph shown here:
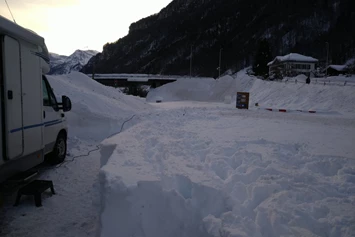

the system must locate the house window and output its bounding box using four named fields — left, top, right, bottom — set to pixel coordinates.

left=293, top=64, right=311, bottom=70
